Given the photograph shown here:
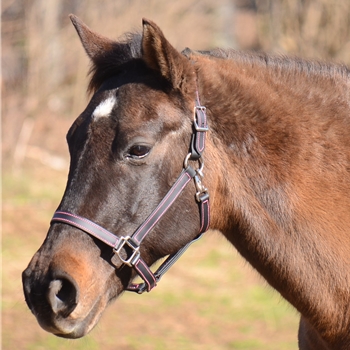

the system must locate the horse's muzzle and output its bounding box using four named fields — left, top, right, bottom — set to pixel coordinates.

left=22, top=265, right=84, bottom=338
left=22, top=248, right=110, bottom=338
